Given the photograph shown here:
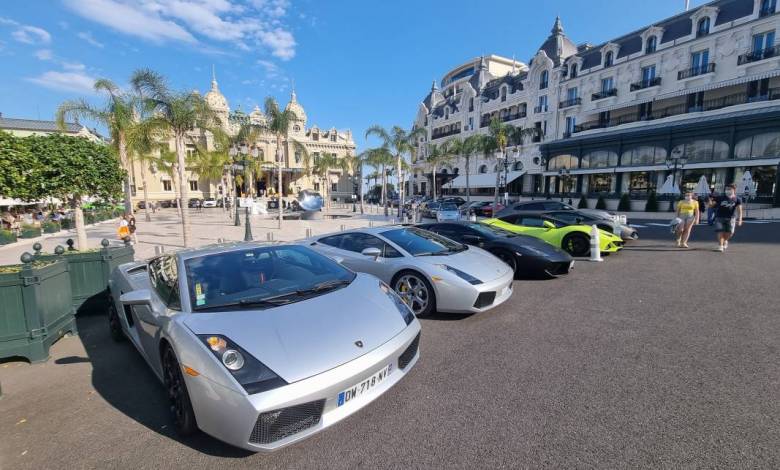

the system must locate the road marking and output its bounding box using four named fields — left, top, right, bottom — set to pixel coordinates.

left=743, top=220, right=773, bottom=224
left=646, top=223, right=671, bottom=227
left=628, top=224, right=647, bottom=228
